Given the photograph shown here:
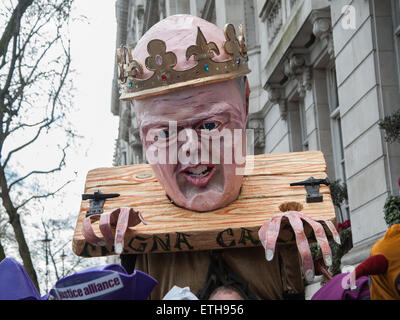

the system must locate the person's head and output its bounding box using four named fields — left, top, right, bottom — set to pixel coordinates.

left=209, top=285, right=244, bottom=300
left=121, top=15, right=250, bottom=212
